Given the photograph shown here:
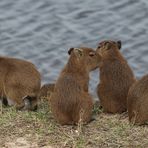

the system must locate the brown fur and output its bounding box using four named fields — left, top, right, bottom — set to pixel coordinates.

left=50, top=47, right=101, bottom=125
left=0, top=56, right=41, bottom=111
left=127, top=74, right=148, bottom=125
left=96, top=40, right=136, bottom=113
left=38, top=83, right=55, bottom=100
